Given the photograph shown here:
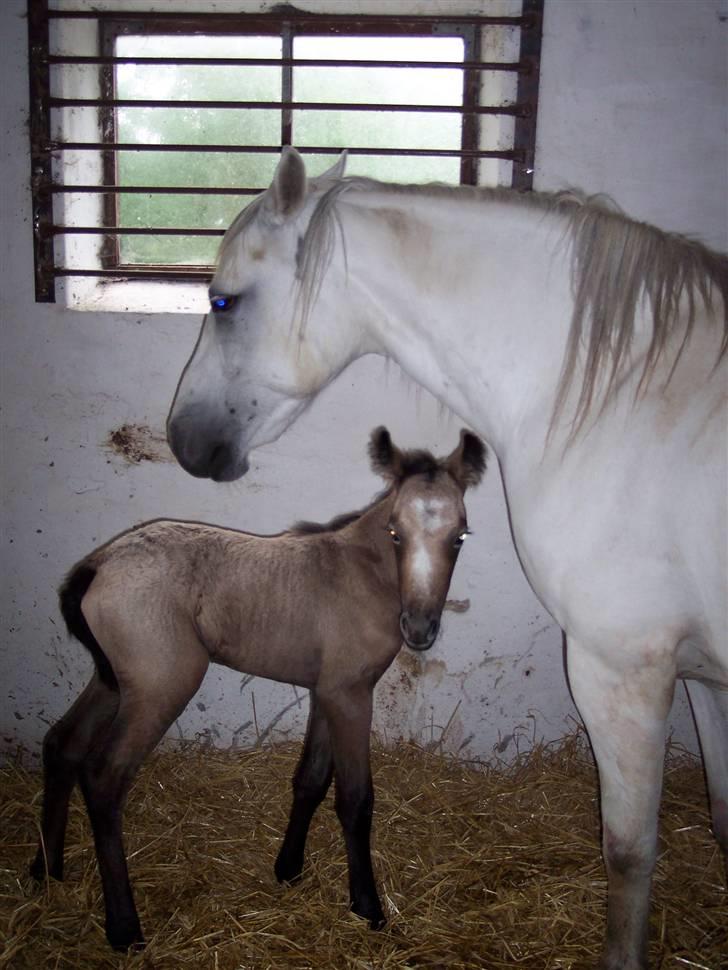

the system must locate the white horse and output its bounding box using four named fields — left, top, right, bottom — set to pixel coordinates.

left=168, top=148, right=727, bottom=970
